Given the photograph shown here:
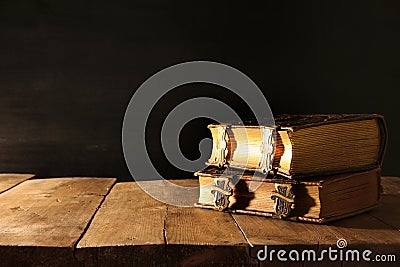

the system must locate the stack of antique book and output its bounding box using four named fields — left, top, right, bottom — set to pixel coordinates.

left=194, top=114, right=387, bottom=223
